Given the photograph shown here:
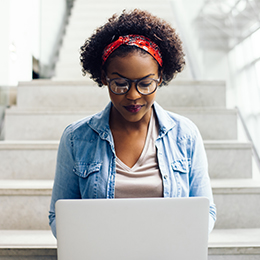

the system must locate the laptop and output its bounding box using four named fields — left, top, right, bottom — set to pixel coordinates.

left=56, top=197, right=209, bottom=260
